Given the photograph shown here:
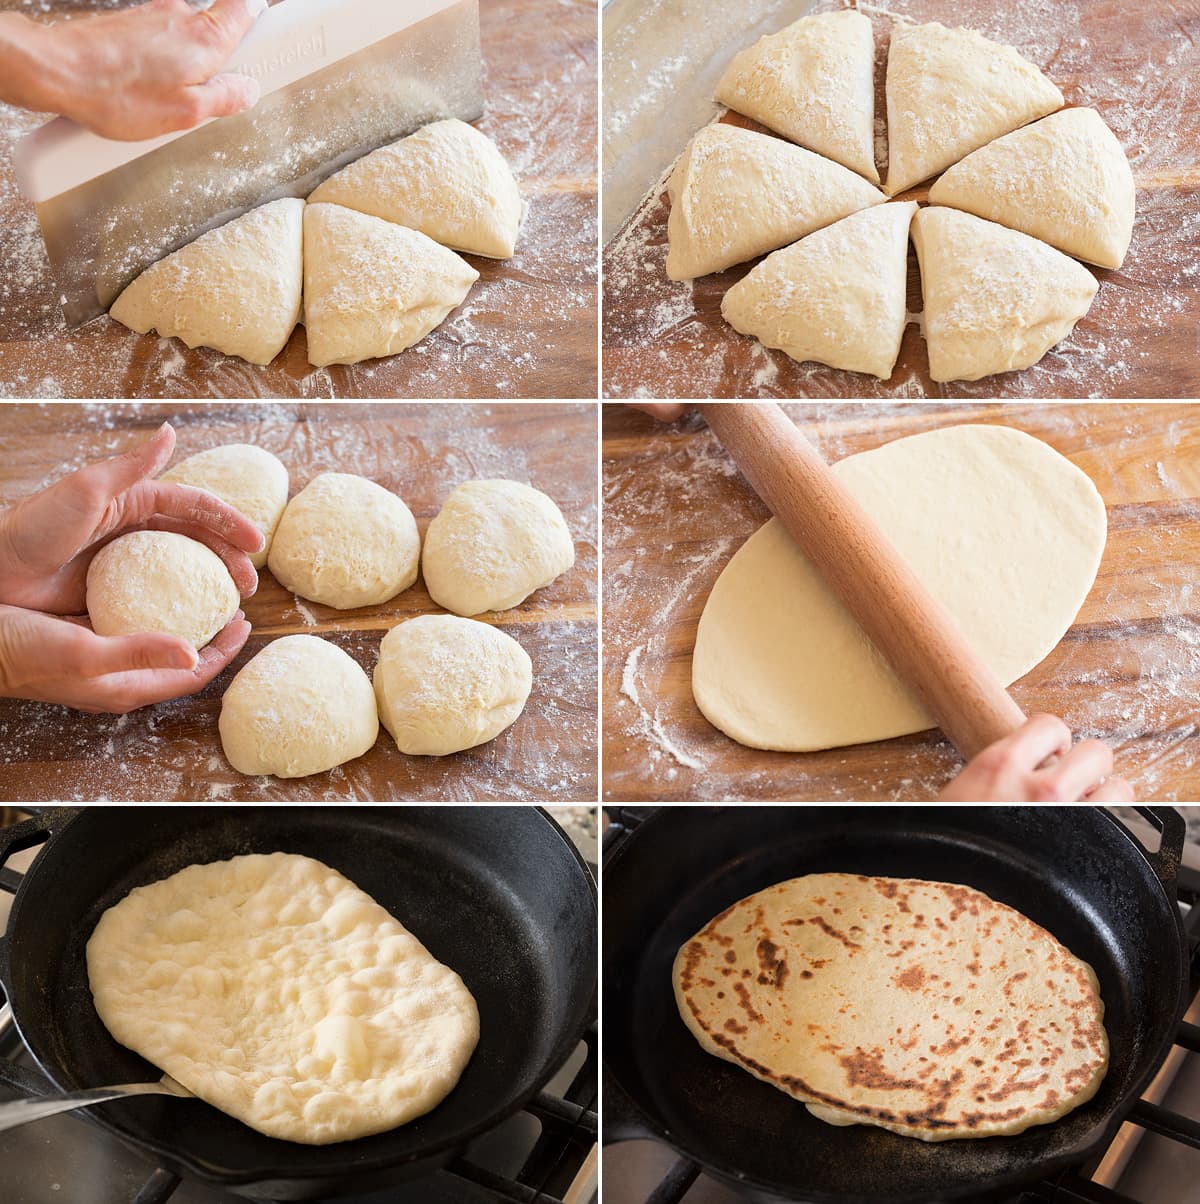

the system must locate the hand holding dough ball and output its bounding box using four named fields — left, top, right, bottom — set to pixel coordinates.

left=422, top=480, right=575, bottom=616
left=161, top=444, right=288, bottom=570
left=86, top=531, right=240, bottom=650
left=302, top=203, right=479, bottom=367
left=309, top=118, right=525, bottom=259
left=219, top=635, right=378, bottom=778
left=268, top=472, right=420, bottom=610
left=109, top=199, right=304, bottom=365
left=373, top=615, right=532, bottom=755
